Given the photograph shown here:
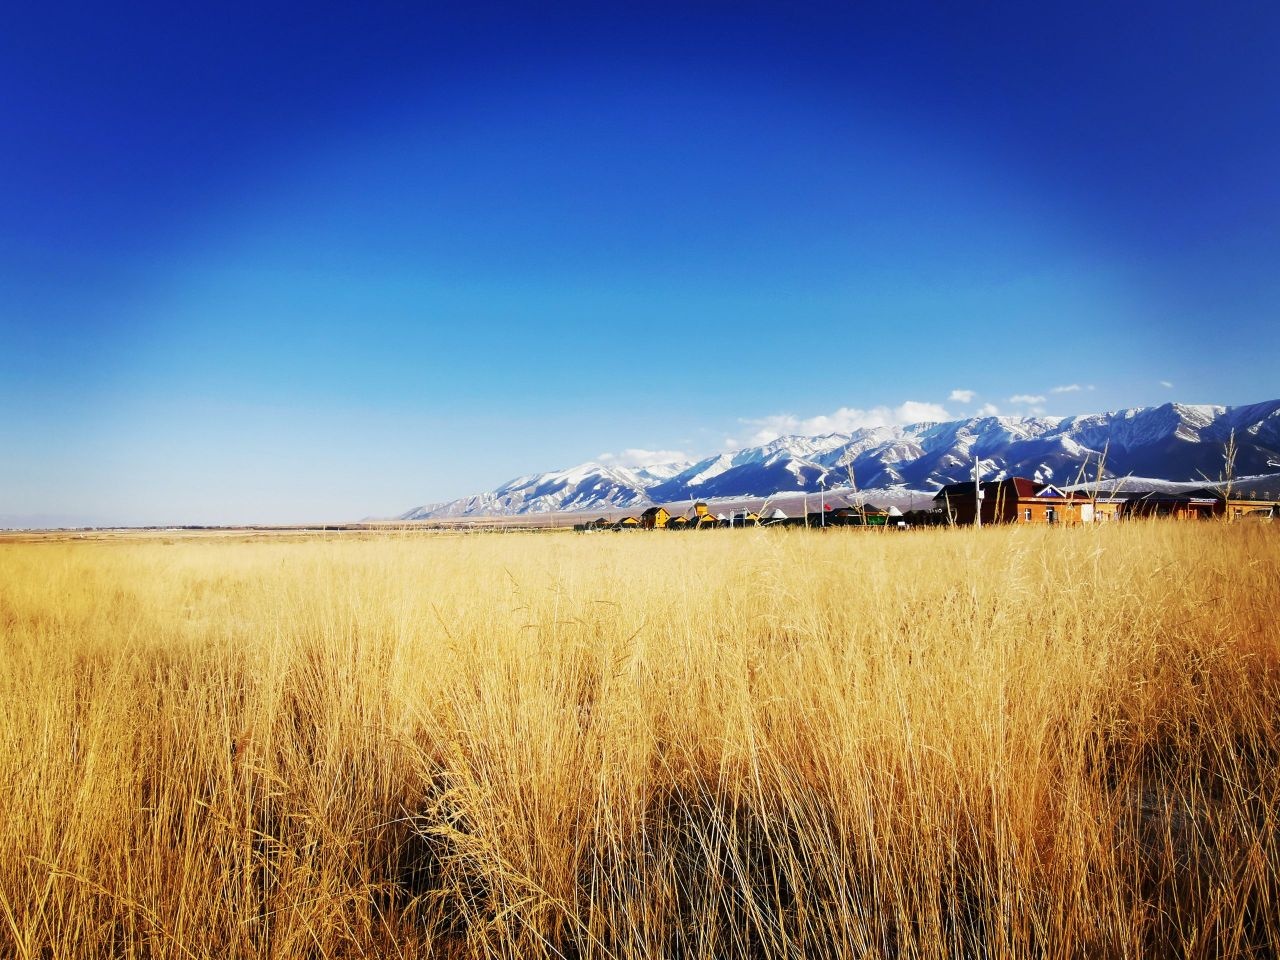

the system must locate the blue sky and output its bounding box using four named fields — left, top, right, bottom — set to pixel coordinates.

left=3, top=2, right=1278, bottom=524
